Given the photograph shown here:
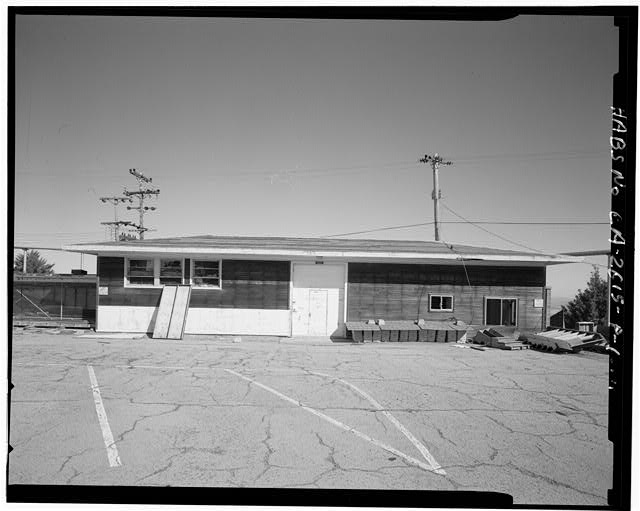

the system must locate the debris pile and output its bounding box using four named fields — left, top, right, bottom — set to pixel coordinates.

left=473, top=328, right=529, bottom=350
left=522, top=327, right=605, bottom=353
